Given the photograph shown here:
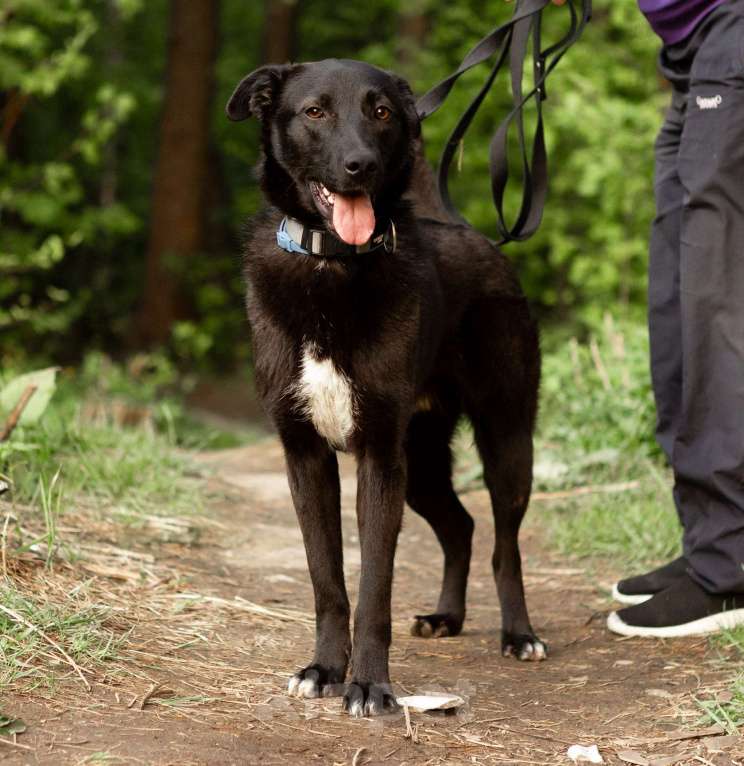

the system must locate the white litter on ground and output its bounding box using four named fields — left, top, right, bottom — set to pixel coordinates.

left=567, top=744, right=604, bottom=763
left=395, top=694, right=465, bottom=713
